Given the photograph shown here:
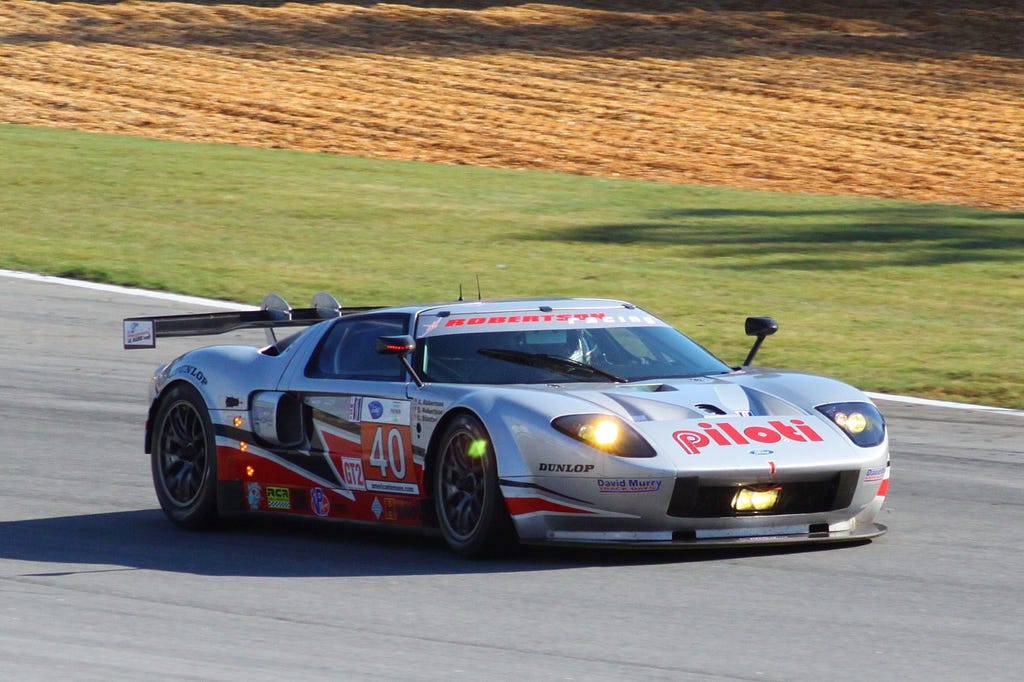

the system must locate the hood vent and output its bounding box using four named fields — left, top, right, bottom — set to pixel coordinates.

left=695, top=403, right=728, bottom=416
